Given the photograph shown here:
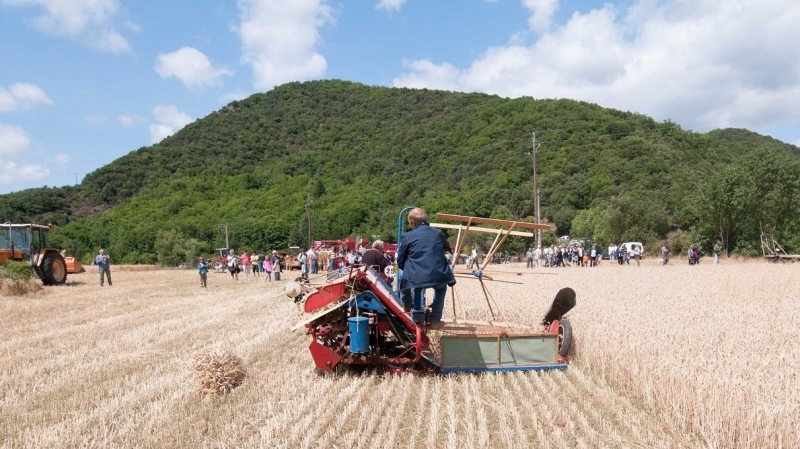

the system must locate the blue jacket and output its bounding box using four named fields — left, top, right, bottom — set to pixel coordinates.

left=95, top=254, right=111, bottom=269
left=397, top=223, right=456, bottom=290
